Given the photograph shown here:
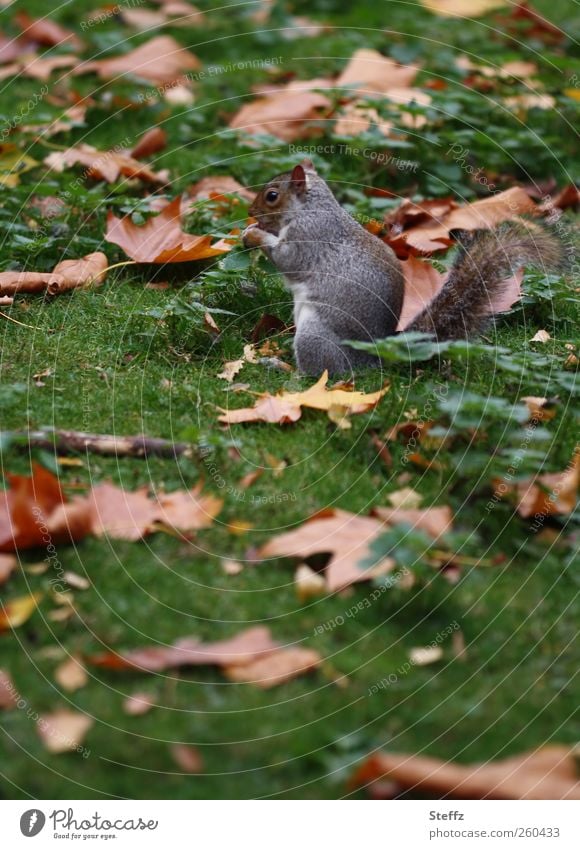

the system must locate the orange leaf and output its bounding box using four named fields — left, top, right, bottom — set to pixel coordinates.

left=105, top=196, right=229, bottom=263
